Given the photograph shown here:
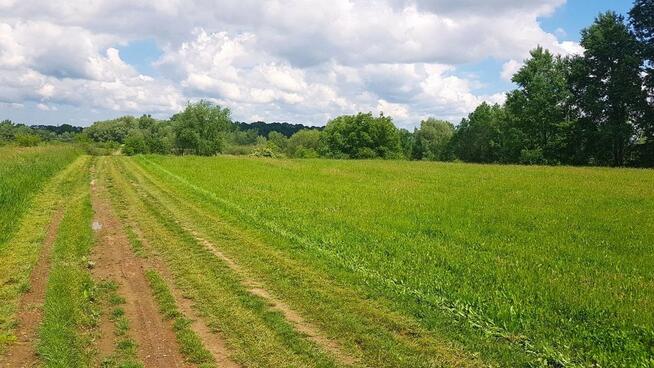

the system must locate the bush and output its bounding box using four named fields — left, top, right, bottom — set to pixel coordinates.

left=123, top=130, right=148, bottom=156
left=81, top=141, right=120, bottom=156
left=319, top=113, right=402, bottom=159
left=15, top=133, right=42, bottom=147
left=223, top=144, right=255, bottom=155
left=294, top=147, right=319, bottom=158
left=519, top=148, right=547, bottom=165
left=250, top=146, right=277, bottom=158
left=287, top=129, right=321, bottom=158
